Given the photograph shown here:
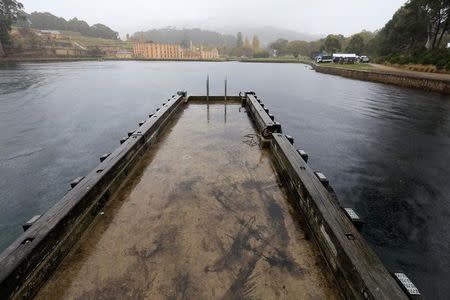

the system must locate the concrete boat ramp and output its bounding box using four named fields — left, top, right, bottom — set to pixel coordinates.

left=0, top=93, right=418, bottom=299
